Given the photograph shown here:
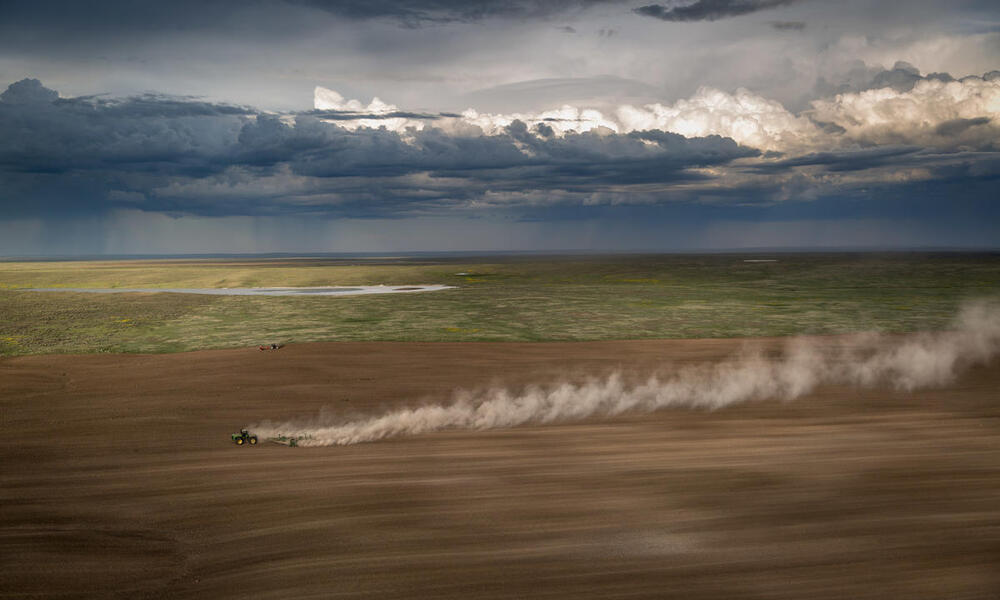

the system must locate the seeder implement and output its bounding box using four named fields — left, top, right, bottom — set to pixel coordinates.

left=267, top=435, right=305, bottom=447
